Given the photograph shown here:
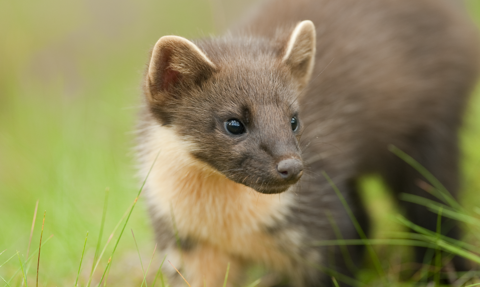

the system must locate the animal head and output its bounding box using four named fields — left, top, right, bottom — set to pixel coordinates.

left=145, top=21, right=316, bottom=194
